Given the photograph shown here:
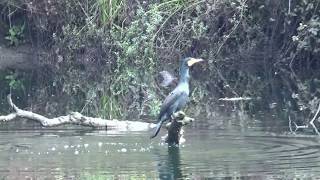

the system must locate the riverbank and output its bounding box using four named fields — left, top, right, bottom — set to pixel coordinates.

left=0, top=1, right=319, bottom=127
